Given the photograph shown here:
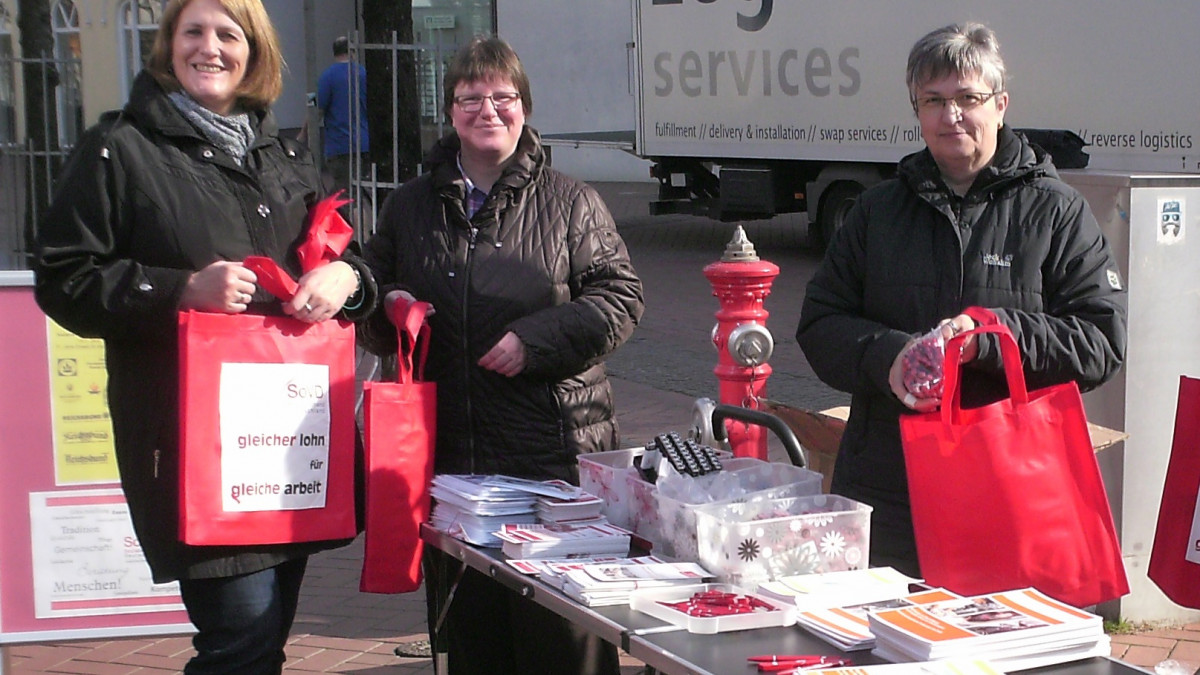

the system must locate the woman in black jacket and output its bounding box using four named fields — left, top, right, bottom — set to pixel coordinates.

left=796, top=22, right=1126, bottom=577
left=33, top=1, right=375, bottom=672
left=359, top=36, right=643, bottom=675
